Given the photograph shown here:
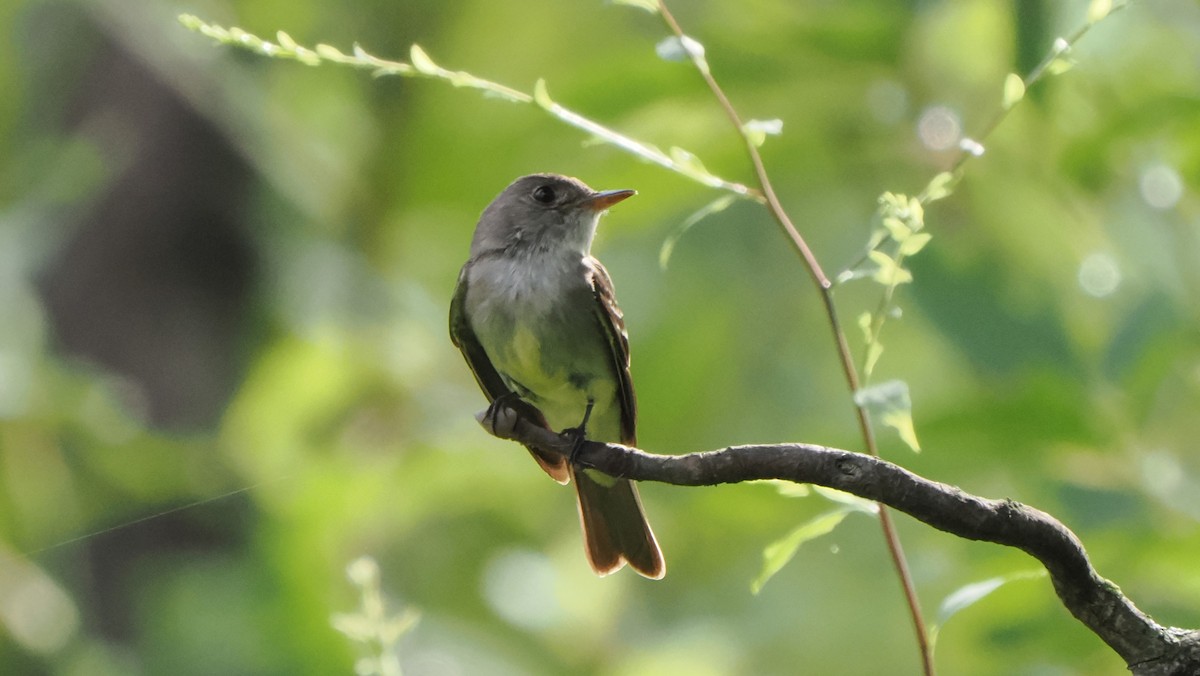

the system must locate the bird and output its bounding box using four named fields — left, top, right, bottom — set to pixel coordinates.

left=449, top=173, right=665, bottom=579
